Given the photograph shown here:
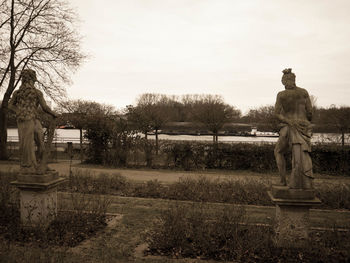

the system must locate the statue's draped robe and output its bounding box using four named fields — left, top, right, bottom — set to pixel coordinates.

left=284, top=120, right=314, bottom=188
